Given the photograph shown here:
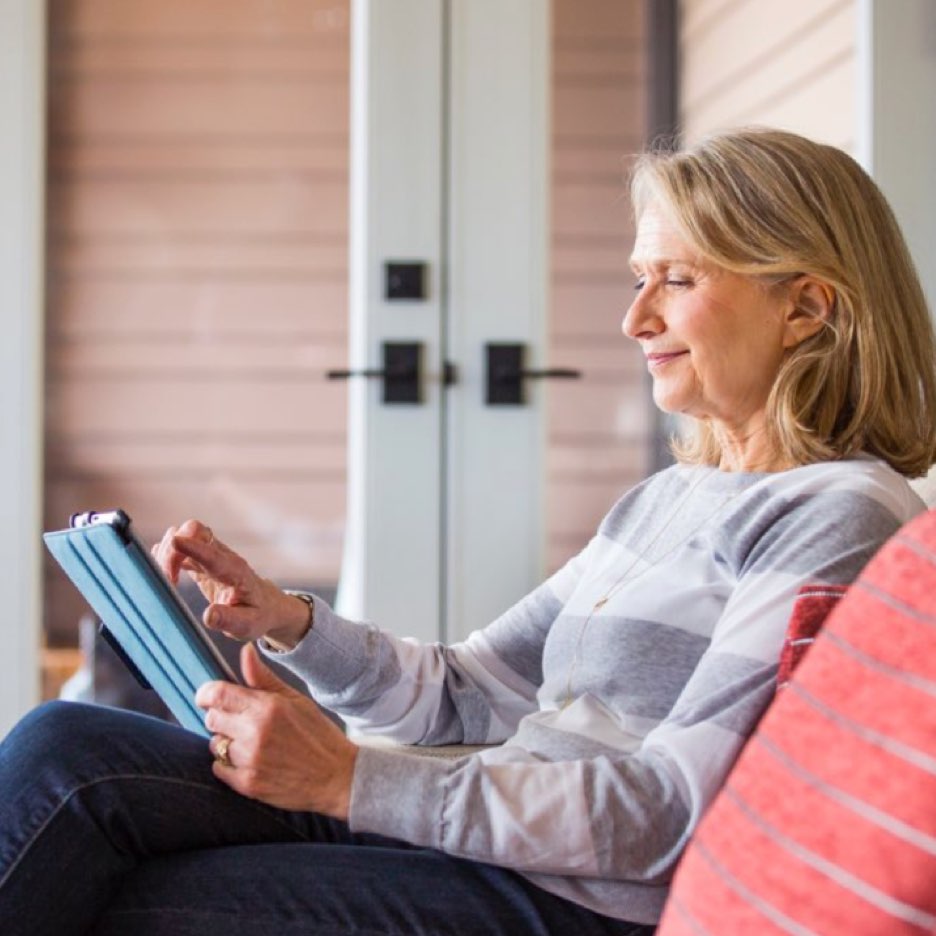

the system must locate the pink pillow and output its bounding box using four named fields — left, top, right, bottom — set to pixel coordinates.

left=657, top=510, right=936, bottom=936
